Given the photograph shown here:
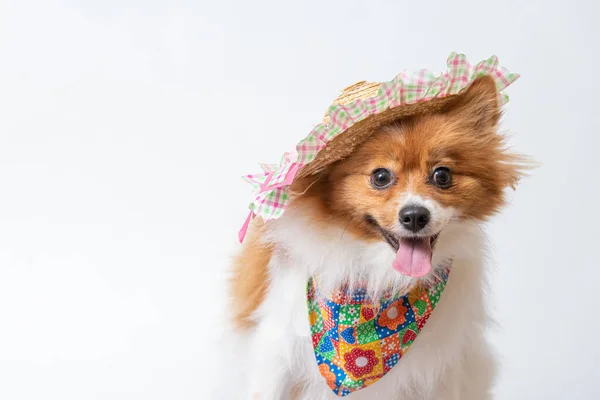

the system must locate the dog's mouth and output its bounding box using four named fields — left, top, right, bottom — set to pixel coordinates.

left=366, top=215, right=439, bottom=278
